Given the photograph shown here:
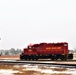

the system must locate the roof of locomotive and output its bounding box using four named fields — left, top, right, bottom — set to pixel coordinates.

left=23, top=42, right=68, bottom=49
left=29, top=42, right=68, bottom=47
